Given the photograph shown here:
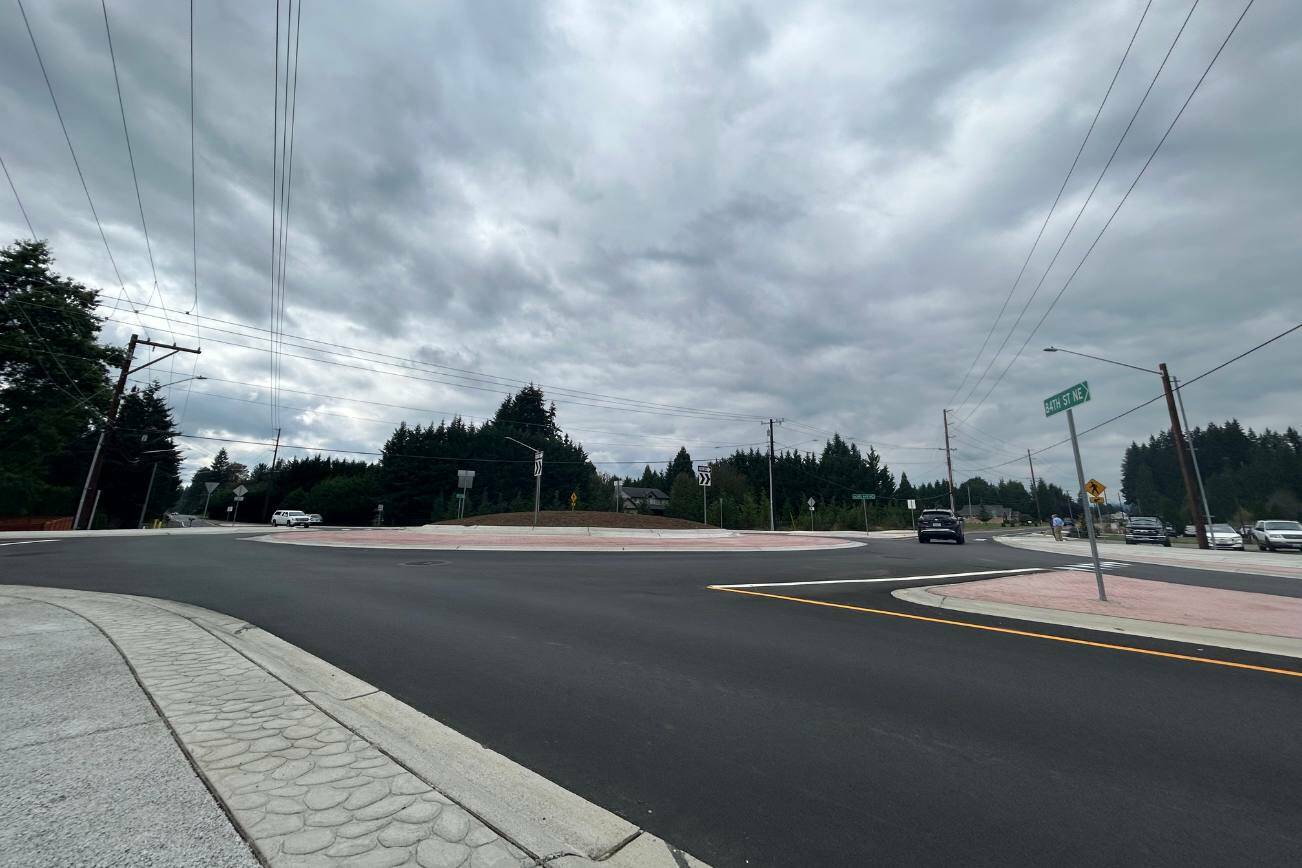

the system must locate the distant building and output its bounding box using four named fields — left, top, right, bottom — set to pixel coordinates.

left=619, top=487, right=669, bottom=514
